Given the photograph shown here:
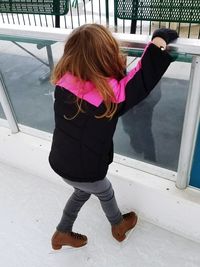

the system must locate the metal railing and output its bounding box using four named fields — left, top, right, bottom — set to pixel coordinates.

left=0, top=26, right=200, bottom=189
left=0, top=0, right=200, bottom=38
